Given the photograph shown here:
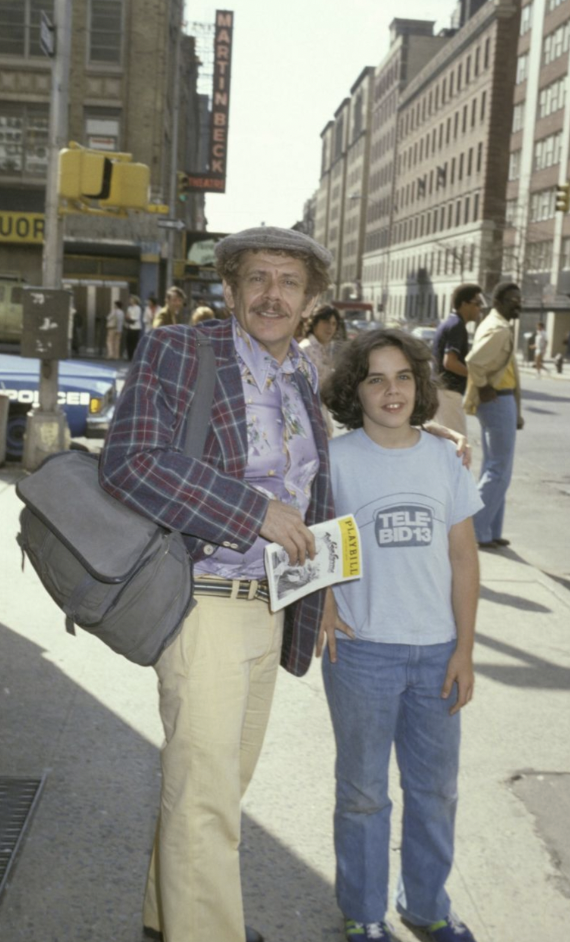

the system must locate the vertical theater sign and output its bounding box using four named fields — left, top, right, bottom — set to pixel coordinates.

left=186, top=10, right=233, bottom=194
